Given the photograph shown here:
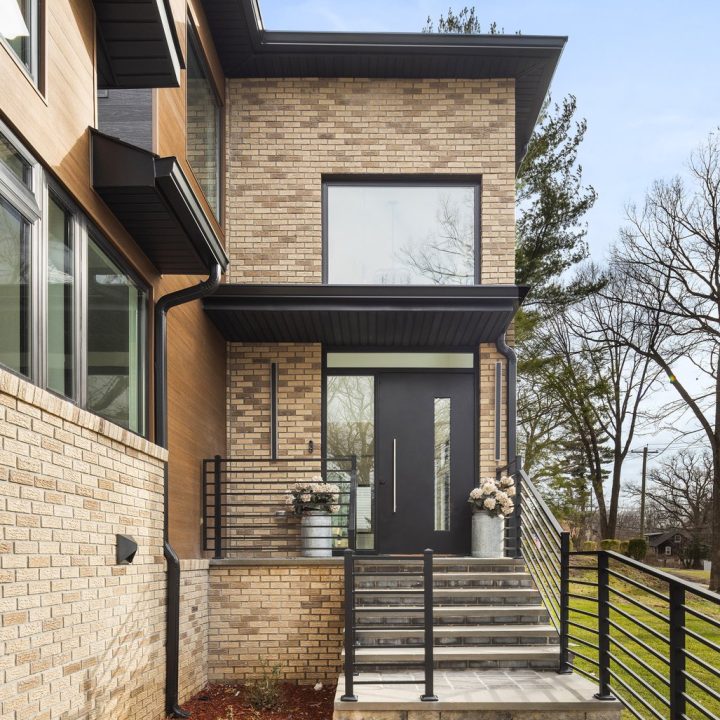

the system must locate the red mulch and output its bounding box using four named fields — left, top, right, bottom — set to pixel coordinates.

left=169, top=683, right=336, bottom=720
